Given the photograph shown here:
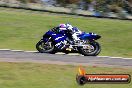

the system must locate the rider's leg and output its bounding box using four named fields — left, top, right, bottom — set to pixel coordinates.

left=72, top=33, right=80, bottom=44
